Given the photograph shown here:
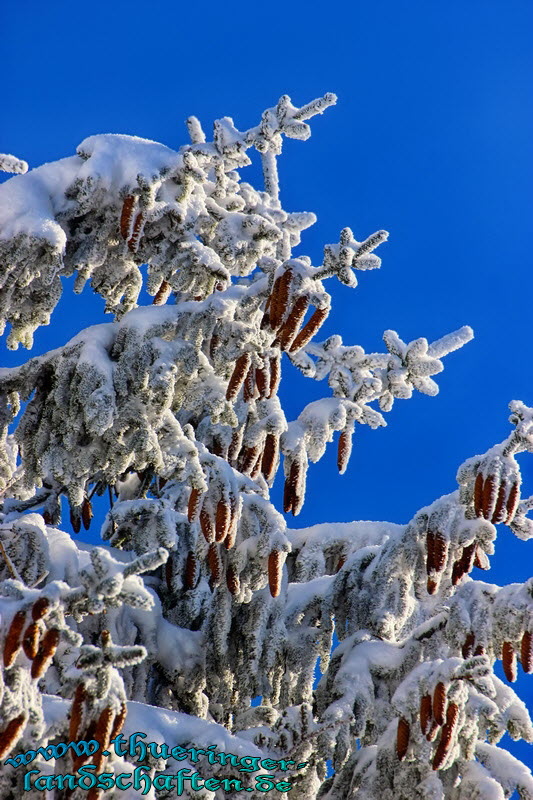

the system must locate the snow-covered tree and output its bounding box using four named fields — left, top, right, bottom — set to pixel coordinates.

left=0, top=93, right=531, bottom=799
